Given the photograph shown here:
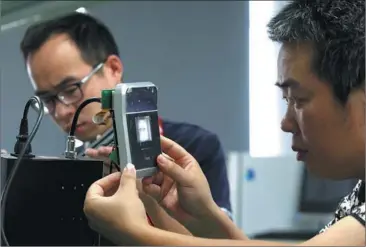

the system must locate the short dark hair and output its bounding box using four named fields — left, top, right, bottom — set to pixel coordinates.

left=267, top=0, right=365, bottom=104
left=20, top=12, right=119, bottom=67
